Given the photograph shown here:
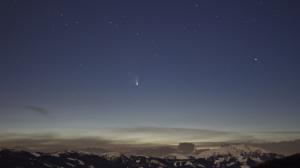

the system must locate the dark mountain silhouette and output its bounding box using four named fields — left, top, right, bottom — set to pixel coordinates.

left=0, top=146, right=281, bottom=168
left=255, top=153, right=300, bottom=168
